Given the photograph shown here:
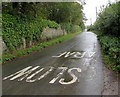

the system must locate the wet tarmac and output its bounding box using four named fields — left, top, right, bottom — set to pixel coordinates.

left=2, top=32, right=104, bottom=95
